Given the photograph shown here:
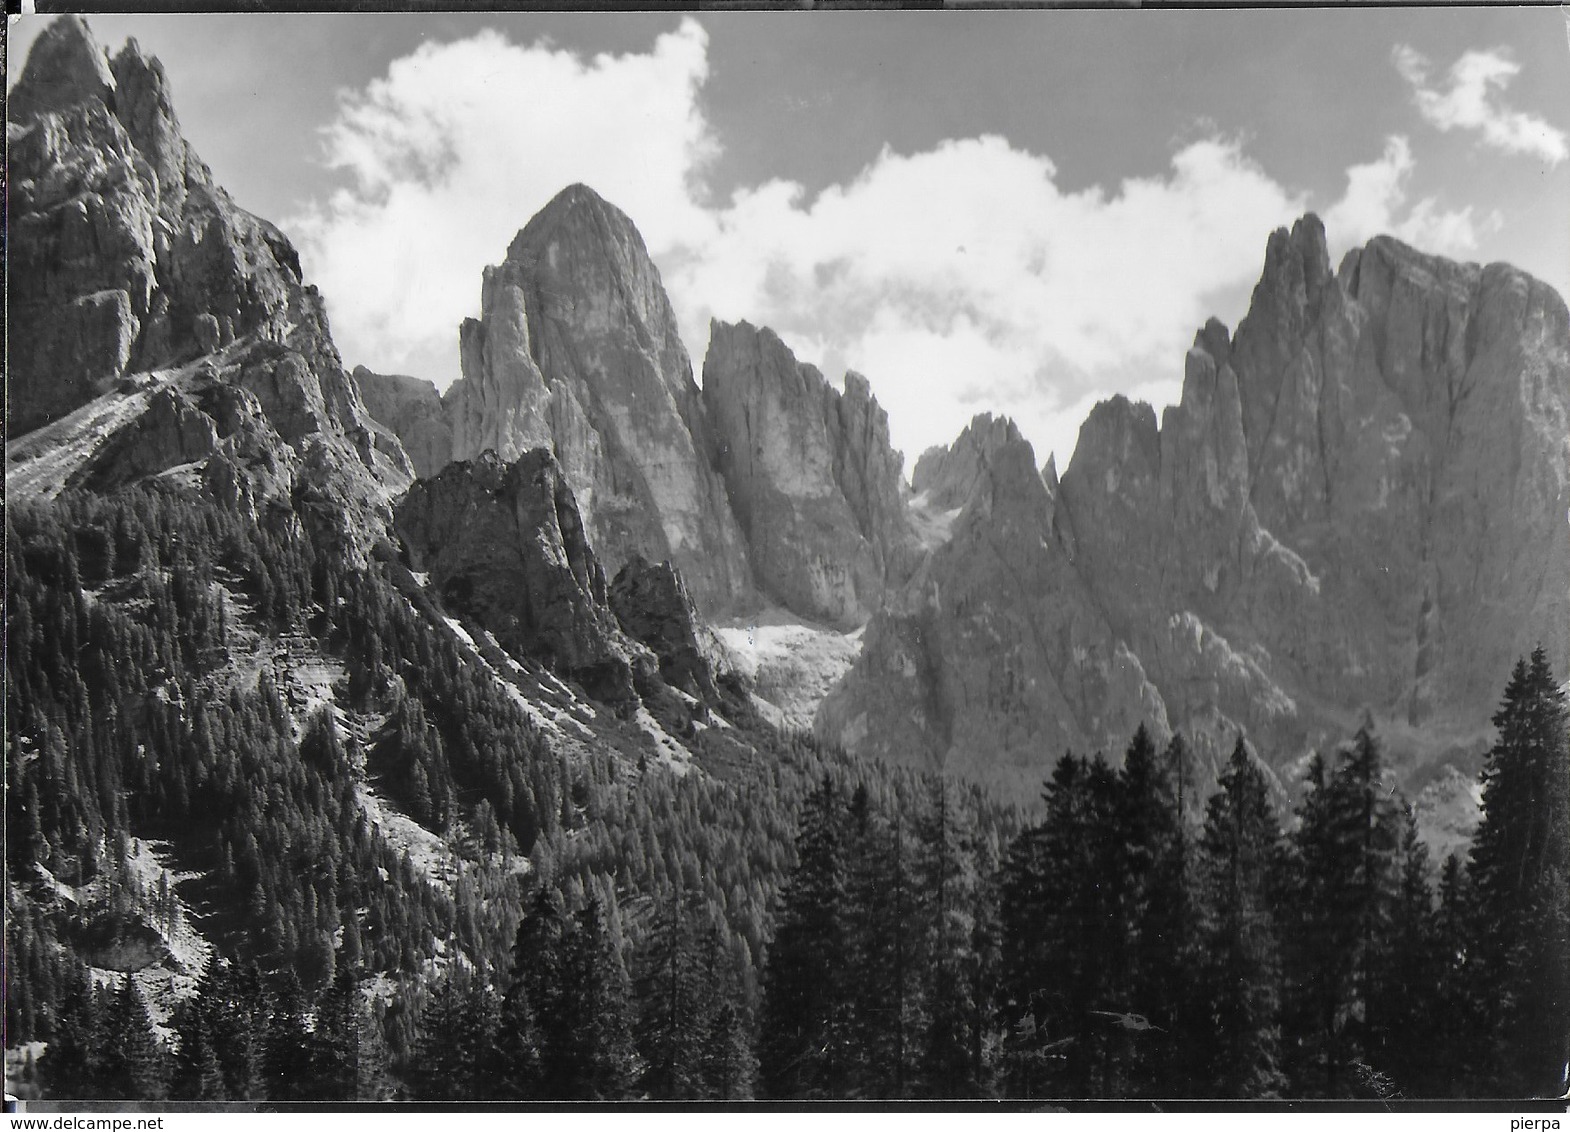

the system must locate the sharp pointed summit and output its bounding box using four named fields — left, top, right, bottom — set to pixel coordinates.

left=441, top=184, right=755, bottom=614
